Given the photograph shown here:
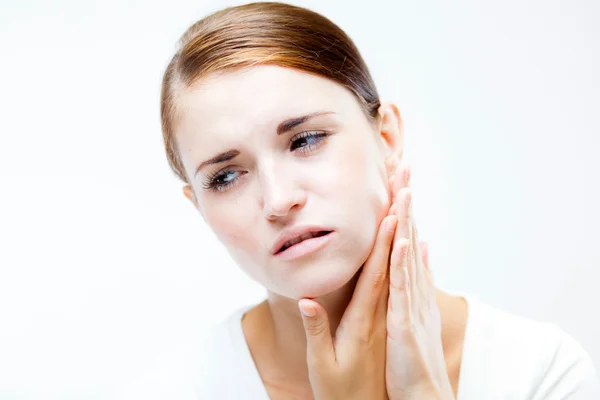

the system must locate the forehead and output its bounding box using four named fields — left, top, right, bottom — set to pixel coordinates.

left=184, top=65, right=352, bottom=112
left=174, top=65, right=359, bottom=138
left=173, top=65, right=364, bottom=176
